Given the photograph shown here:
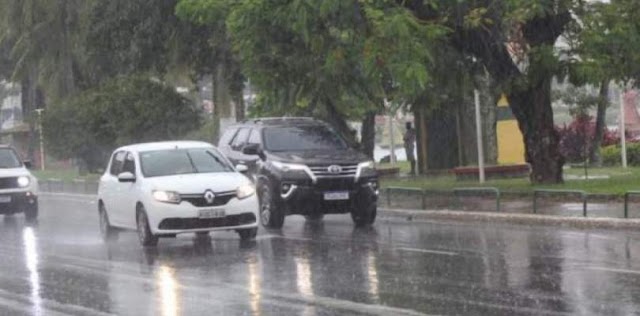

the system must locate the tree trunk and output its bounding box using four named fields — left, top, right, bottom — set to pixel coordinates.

left=509, top=77, right=564, bottom=184
left=590, top=79, right=610, bottom=166
left=414, top=105, right=428, bottom=174
left=21, top=66, right=39, bottom=164
left=360, top=111, right=376, bottom=159
left=426, top=107, right=458, bottom=170
left=234, top=91, right=245, bottom=121
left=323, top=98, right=357, bottom=147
